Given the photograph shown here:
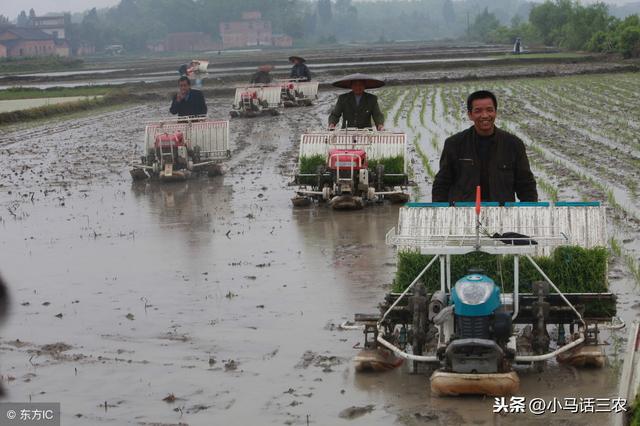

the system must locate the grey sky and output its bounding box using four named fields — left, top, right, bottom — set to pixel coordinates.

left=1, top=0, right=120, bottom=19
left=1, top=0, right=637, bottom=21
